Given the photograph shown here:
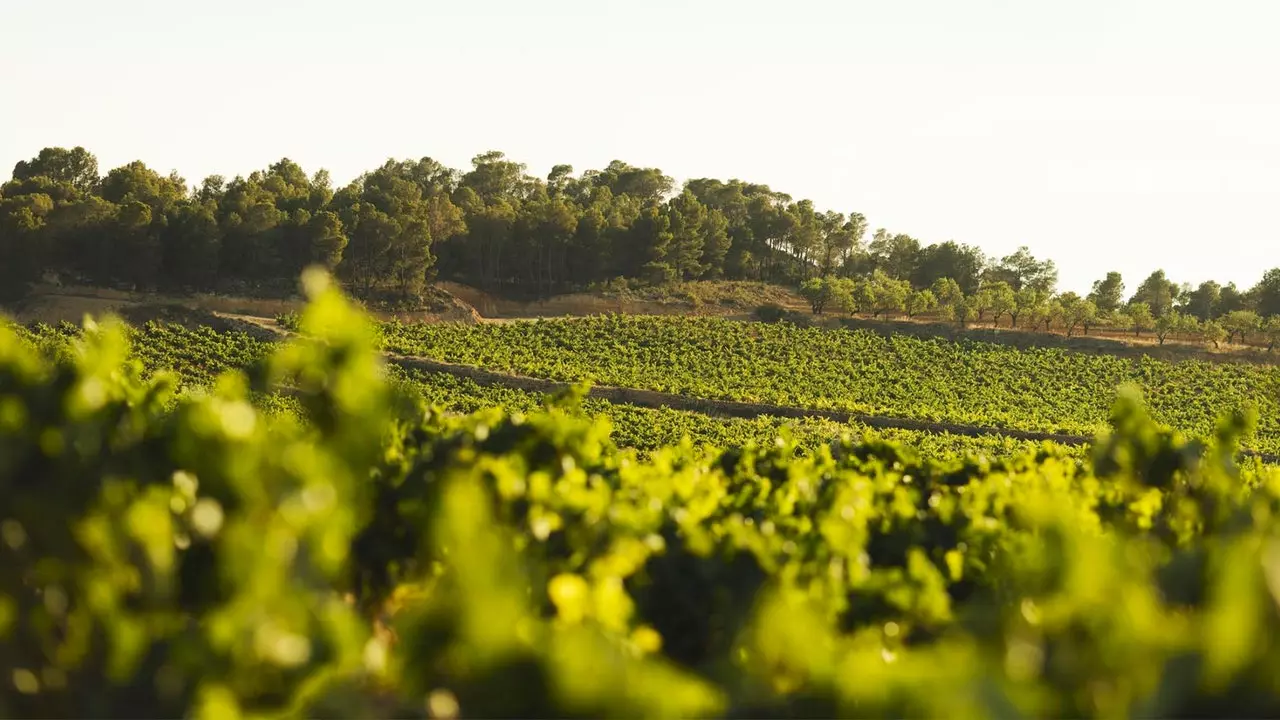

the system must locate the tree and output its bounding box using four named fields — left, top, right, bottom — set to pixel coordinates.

left=1081, top=308, right=1104, bottom=336
left=511, top=195, right=579, bottom=292
left=562, top=188, right=632, bottom=285
left=224, top=160, right=339, bottom=285
left=904, top=289, right=937, bottom=319
left=0, top=194, right=54, bottom=299
left=163, top=201, right=222, bottom=289
left=829, top=277, right=859, bottom=315
left=781, top=200, right=819, bottom=281
left=986, top=282, right=1016, bottom=327
left=1129, top=270, right=1179, bottom=318
left=1201, top=320, right=1227, bottom=349
left=1128, top=302, right=1155, bottom=337
left=986, top=246, right=1057, bottom=293
left=94, top=162, right=188, bottom=288
left=1262, top=317, right=1280, bottom=352
left=1010, top=287, right=1047, bottom=330
left=1087, top=271, right=1125, bottom=314
left=866, top=229, right=920, bottom=280
left=425, top=194, right=466, bottom=249
left=592, top=160, right=674, bottom=204
left=1217, top=283, right=1250, bottom=316
left=850, top=278, right=875, bottom=315
left=684, top=178, right=783, bottom=281
left=666, top=190, right=708, bottom=280
left=1249, top=268, right=1280, bottom=318
left=866, top=270, right=910, bottom=319
left=327, top=159, right=452, bottom=298
left=195, top=175, right=226, bottom=204
left=800, top=276, right=851, bottom=315
left=19, top=143, right=1280, bottom=320
left=930, top=278, right=965, bottom=312
left=1108, top=309, right=1132, bottom=336
left=12, top=146, right=100, bottom=193
left=112, top=199, right=161, bottom=288
left=99, top=161, right=186, bottom=213
left=1059, top=293, right=1096, bottom=337
left=1030, top=298, right=1062, bottom=333
left=699, top=209, right=730, bottom=279
left=337, top=202, right=400, bottom=297
left=623, top=204, right=673, bottom=281
left=950, top=298, right=975, bottom=328
left=447, top=194, right=509, bottom=287
left=389, top=217, right=434, bottom=298
left=1154, top=311, right=1196, bottom=345
left=547, top=164, right=575, bottom=196
left=460, top=151, right=533, bottom=205
left=303, top=211, right=347, bottom=272
left=971, top=288, right=994, bottom=324
left=1183, top=280, right=1221, bottom=321
left=911, top=241, right=985, bottom=294
left=817, top=211, right=865, bottom=277
left=1222, top=310, right=1261, bottom=345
